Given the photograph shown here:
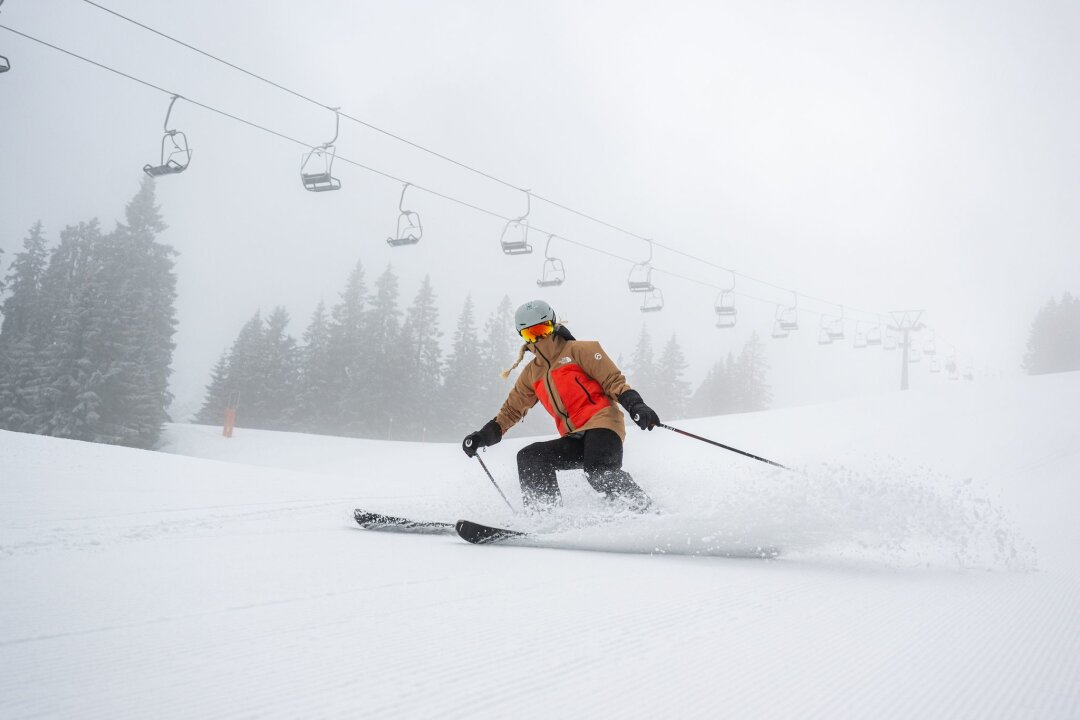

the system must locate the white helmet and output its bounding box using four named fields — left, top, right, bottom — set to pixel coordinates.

left=514, top=299, right=556, bottom=332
